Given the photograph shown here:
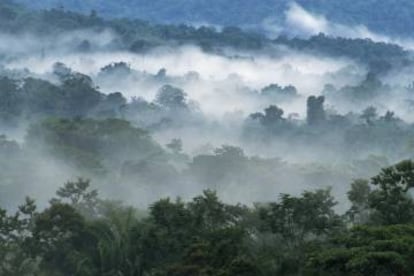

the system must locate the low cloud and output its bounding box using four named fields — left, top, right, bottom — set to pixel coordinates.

left=264, top=2, right=414, bottom=50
